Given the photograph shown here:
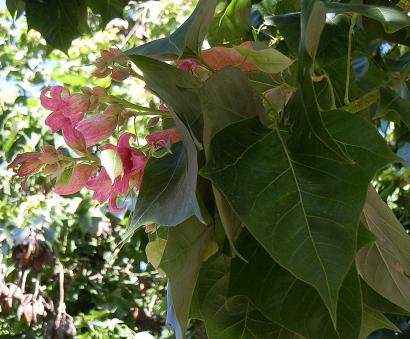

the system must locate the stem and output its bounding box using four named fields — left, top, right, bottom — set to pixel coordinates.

left=344, top=14, right=357, bottom=105
left=57, top=260, right=66, bottom=315
left=33, top=273, right=41, bottom=298
left=20, top=270, right=28, bottom=293
left=109, top=97, right=170, bottom=116
left=342, top=89, right=380, bottom=113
